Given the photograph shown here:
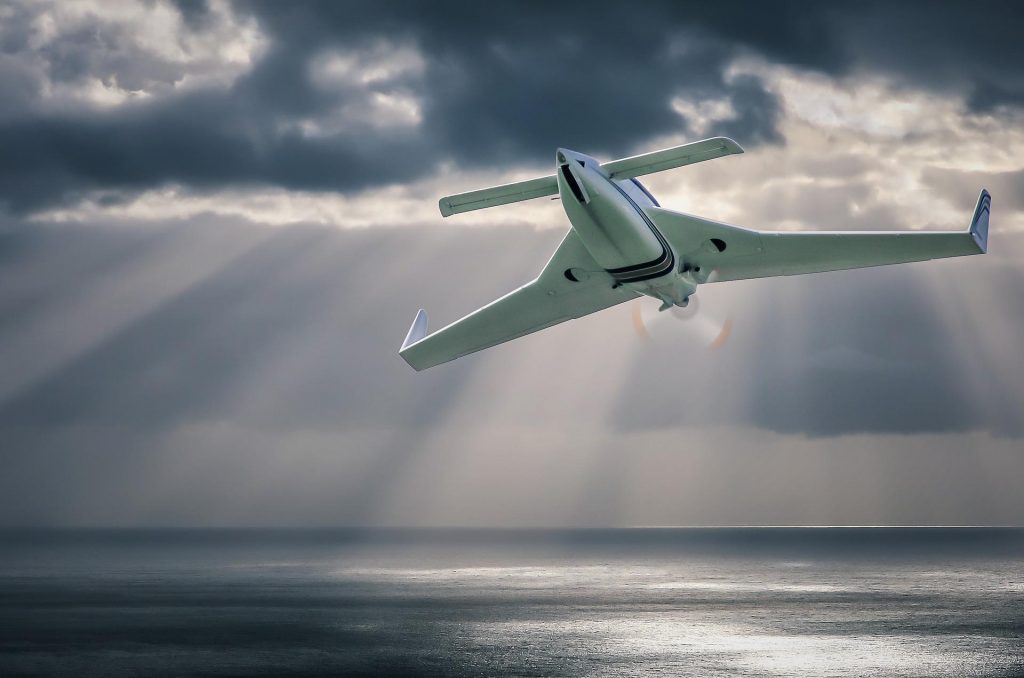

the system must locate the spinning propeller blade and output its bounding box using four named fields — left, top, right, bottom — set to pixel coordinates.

left=630, top=297, right=733, bottom=350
